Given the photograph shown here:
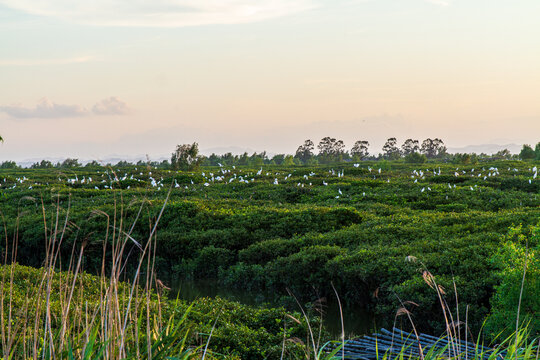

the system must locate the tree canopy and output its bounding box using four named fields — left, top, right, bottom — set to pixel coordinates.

left=317, top=137, right=345, bottom=163
left=351, top=140, right=369, bottom=159
left=401, top=139, right=419, bottom=156
left=295, top=139, right=314, bottom=163
left=420, top=138, right=446, bottom=158
left=382, top=137, right=401, bottom=159
left=171, top=142, right=202, bottom=171
left=519, top=144, right=536, bottom=160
